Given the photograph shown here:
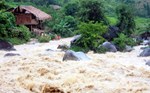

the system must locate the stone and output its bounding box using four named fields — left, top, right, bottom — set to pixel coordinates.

left=0, top=40, right=16, bottom=51
left=139, top=48, right=150, bottom=57
left=63, top=50, right=90, bottom=61
left=100, top=42, right=117, bottom=52
left=4, top=53, right=20, bottom=57
left=71, top=35, right=81, bottom=45
left=57, top=44, right=70, bottom=51
left=124, top=45, right=134, bottom=52
left=103, top=26, right=120, bottom=41
left=146, top=61, right=150, bottom=66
